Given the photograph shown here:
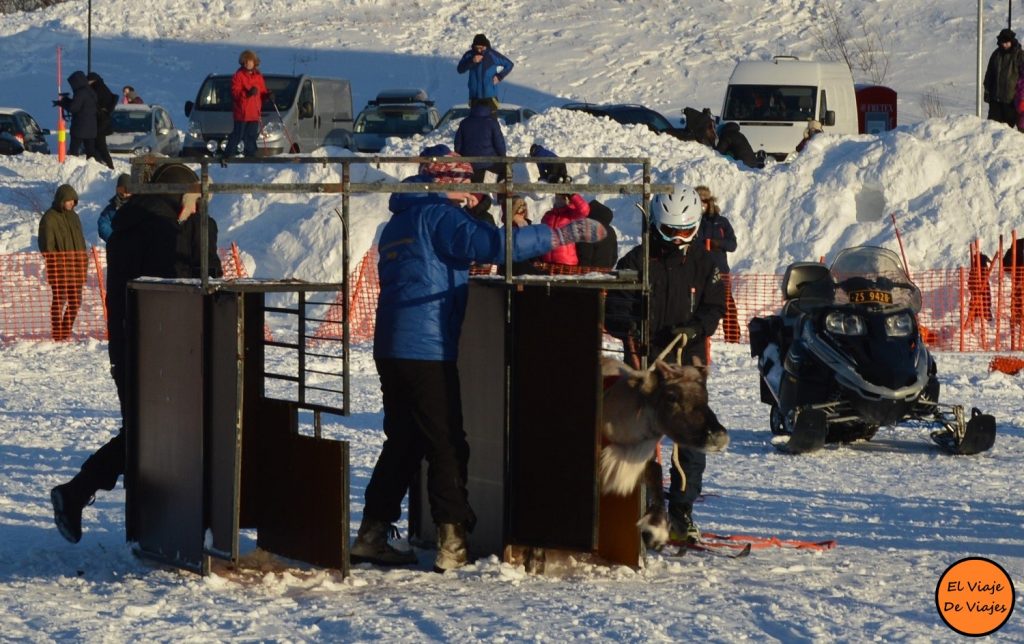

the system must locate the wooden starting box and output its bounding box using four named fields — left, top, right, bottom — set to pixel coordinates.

left=410, top=279, right=644, bottom=572
left=124, top=280, right=351, bottom=576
